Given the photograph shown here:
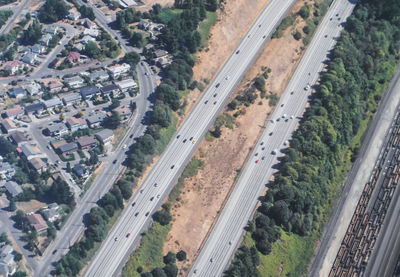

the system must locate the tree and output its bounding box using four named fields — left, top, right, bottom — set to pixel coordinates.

left=293, top=30, right=302, bottom=40
left=79, top=5, right=95, bottom=21
left=151, top=268, right=167, bottom=277
left=0, top=137, right=15, bottom=156
left=116, top=179, right=134, bottom=200
left=163, top=252, right=176, bottom=264
left=157, top=84, right=181, bottom=111
left=12, top=272, right=27, bottom=277
left=150, top=104, right=172, bottom=127
left=130, top=32, right=144, bottom=48
left=8, top=198, right=16, bottom=211
left=0, top=232, right=10, bottom=245
left=163, top=263, right=178, bottom=277
left=13, top=251, right=22, bottom=262
left=59, top=113, right=65, bottom=121
left=104, top=111, right=121, bottom=129
left=130, top=101, right=137, bottom=112
left=84, top=41, right=101, bottom=58
left=298, top=4, right=310, bottom=19
left=176, top=250, right=186, bottom=261
left=48, top=177, right=74, bottom=206
left=39, top=0, right=69, bottom=23
left=20, top=19, right=43, bottom=45
left=205, top=0, right=218, bottom=11
left=110, top=98, right=121, bottom=110
left=123, top=51, right=140, bottom=67
left=152, top=209, right=171, bottom=226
